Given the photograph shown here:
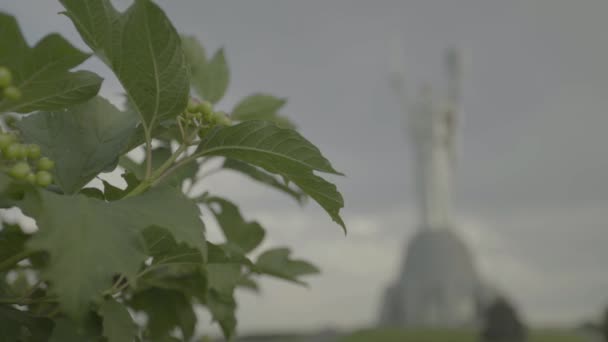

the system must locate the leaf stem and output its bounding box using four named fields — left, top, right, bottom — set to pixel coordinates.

left=0, top=250, right=37, bottom=272
left=124, top=143, right=190, bottom=198
left=125, top=126, right=205, bottom=198
left=136, top=131, right=204, bottom=193
left=150, top=147, right=213, bottom=189
left=111, top=274, right=126, bottom=292
left=0, top=296, right=57, bottom=305
left=143, top=124, right=153, bottom=180
left=102, top=274, right=129, bottom=296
